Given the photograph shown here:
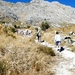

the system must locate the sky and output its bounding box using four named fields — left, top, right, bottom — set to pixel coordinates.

left=5, top=0, right=75, bottom=8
